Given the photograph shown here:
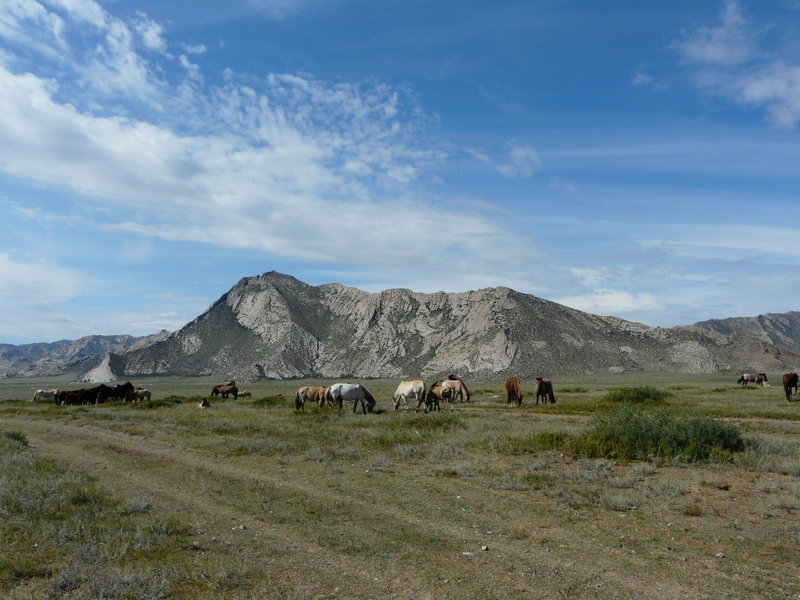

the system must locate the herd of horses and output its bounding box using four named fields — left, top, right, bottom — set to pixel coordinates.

left=292, top=375, right=556, bottom=414
left=33, top=381, right=151, bottom=406
left=35, top=371, right=800, bottom=410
